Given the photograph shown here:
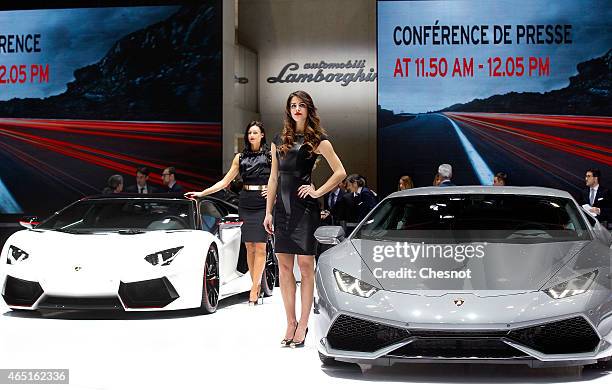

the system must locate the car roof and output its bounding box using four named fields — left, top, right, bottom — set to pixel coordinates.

left=388, top=186, right=574, bottom=199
